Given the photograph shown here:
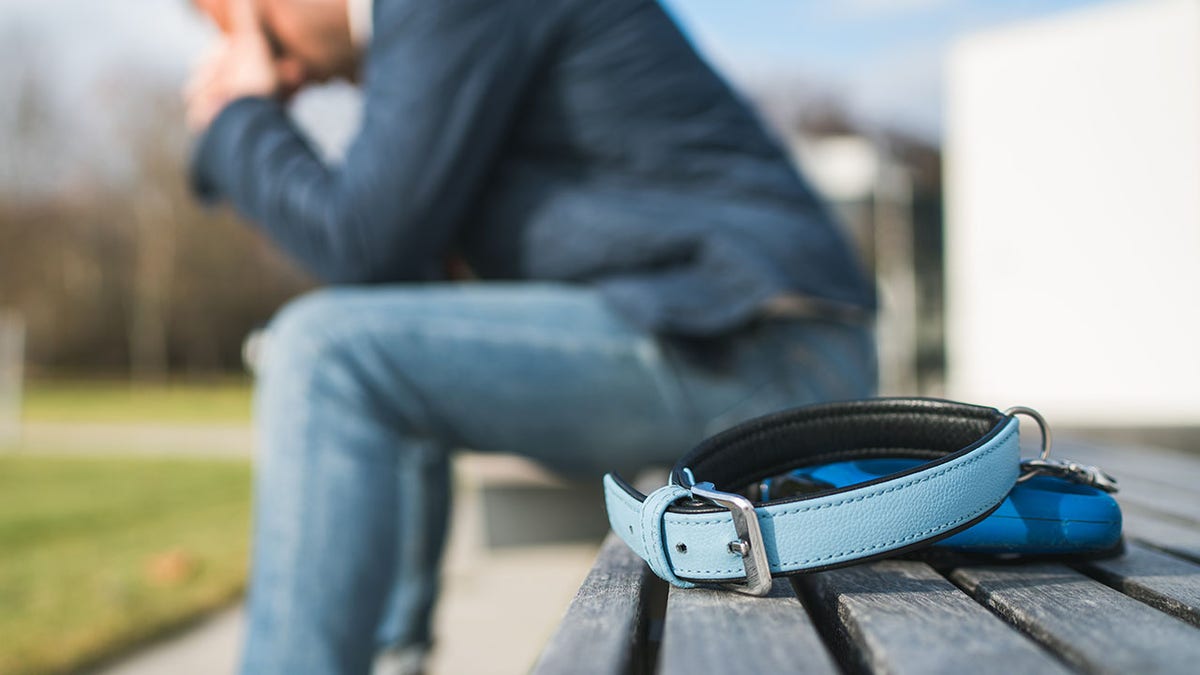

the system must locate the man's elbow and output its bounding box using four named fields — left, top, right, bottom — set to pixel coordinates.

left=313, top=240, right=435, bottom=285
left=316, top=263, right=377, bottom=285
left=298, top=202, right=444, bottom=284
